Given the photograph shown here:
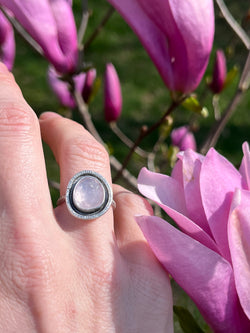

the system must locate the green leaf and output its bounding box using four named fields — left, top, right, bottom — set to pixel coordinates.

left=182, top=96, right=208, bottom=117
left=173, top=306, right=205, bottom=333
left=223, top=66, right=239, bottom=90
